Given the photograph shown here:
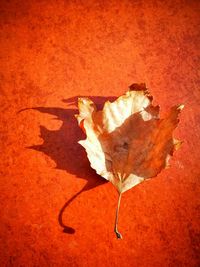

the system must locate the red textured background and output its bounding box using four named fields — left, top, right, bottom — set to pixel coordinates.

left=0, top=0, right=200, bottom=266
